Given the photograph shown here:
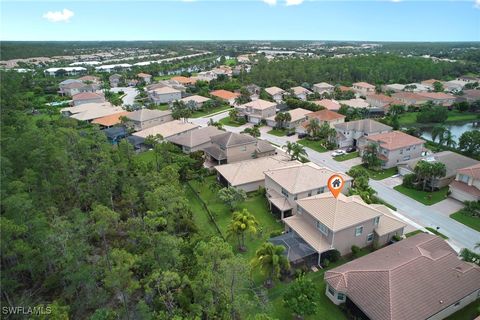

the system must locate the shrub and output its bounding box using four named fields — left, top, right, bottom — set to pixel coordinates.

left=237, top=118, right=247, bottom=125
left=269, top=230, right=283, bottom=238
left=402, top=173, right=417, bottom=189
left=392, top=234, right=402, bottom=241
left=324, top=249, right=341, bottom=263
left=322, top=259, right=330, bottom=268
left=351, top=245, right=361, bottom=257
